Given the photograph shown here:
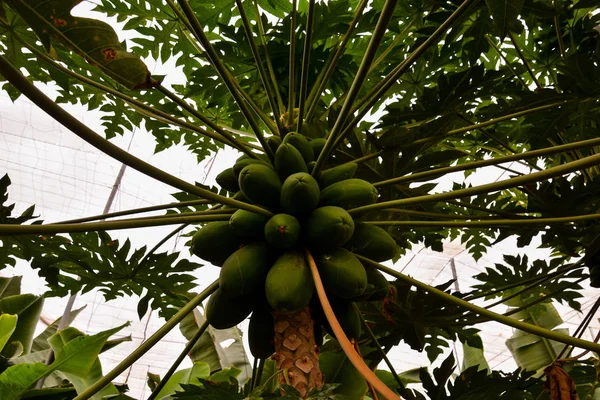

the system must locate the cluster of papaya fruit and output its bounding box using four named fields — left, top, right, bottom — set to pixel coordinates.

left=190, top=132, right=397, bottom=358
